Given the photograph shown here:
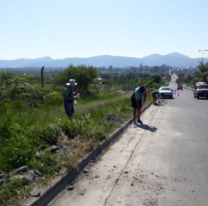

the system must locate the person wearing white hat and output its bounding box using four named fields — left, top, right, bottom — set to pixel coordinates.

left=63, top=79, right=78, bottom=117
